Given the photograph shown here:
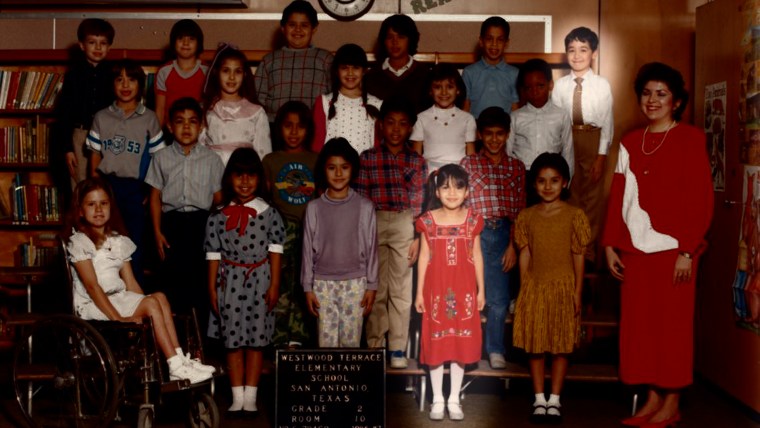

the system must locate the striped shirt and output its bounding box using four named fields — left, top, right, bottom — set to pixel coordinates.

left=87, top=103, right=165, bottom=180
left=355, top=144, right=428, bottom=216
left=460, top=152, right=526, bottom=221
left=145, top=142, right=224, bottom=212
left=255, top=46, right=333, bottom=122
